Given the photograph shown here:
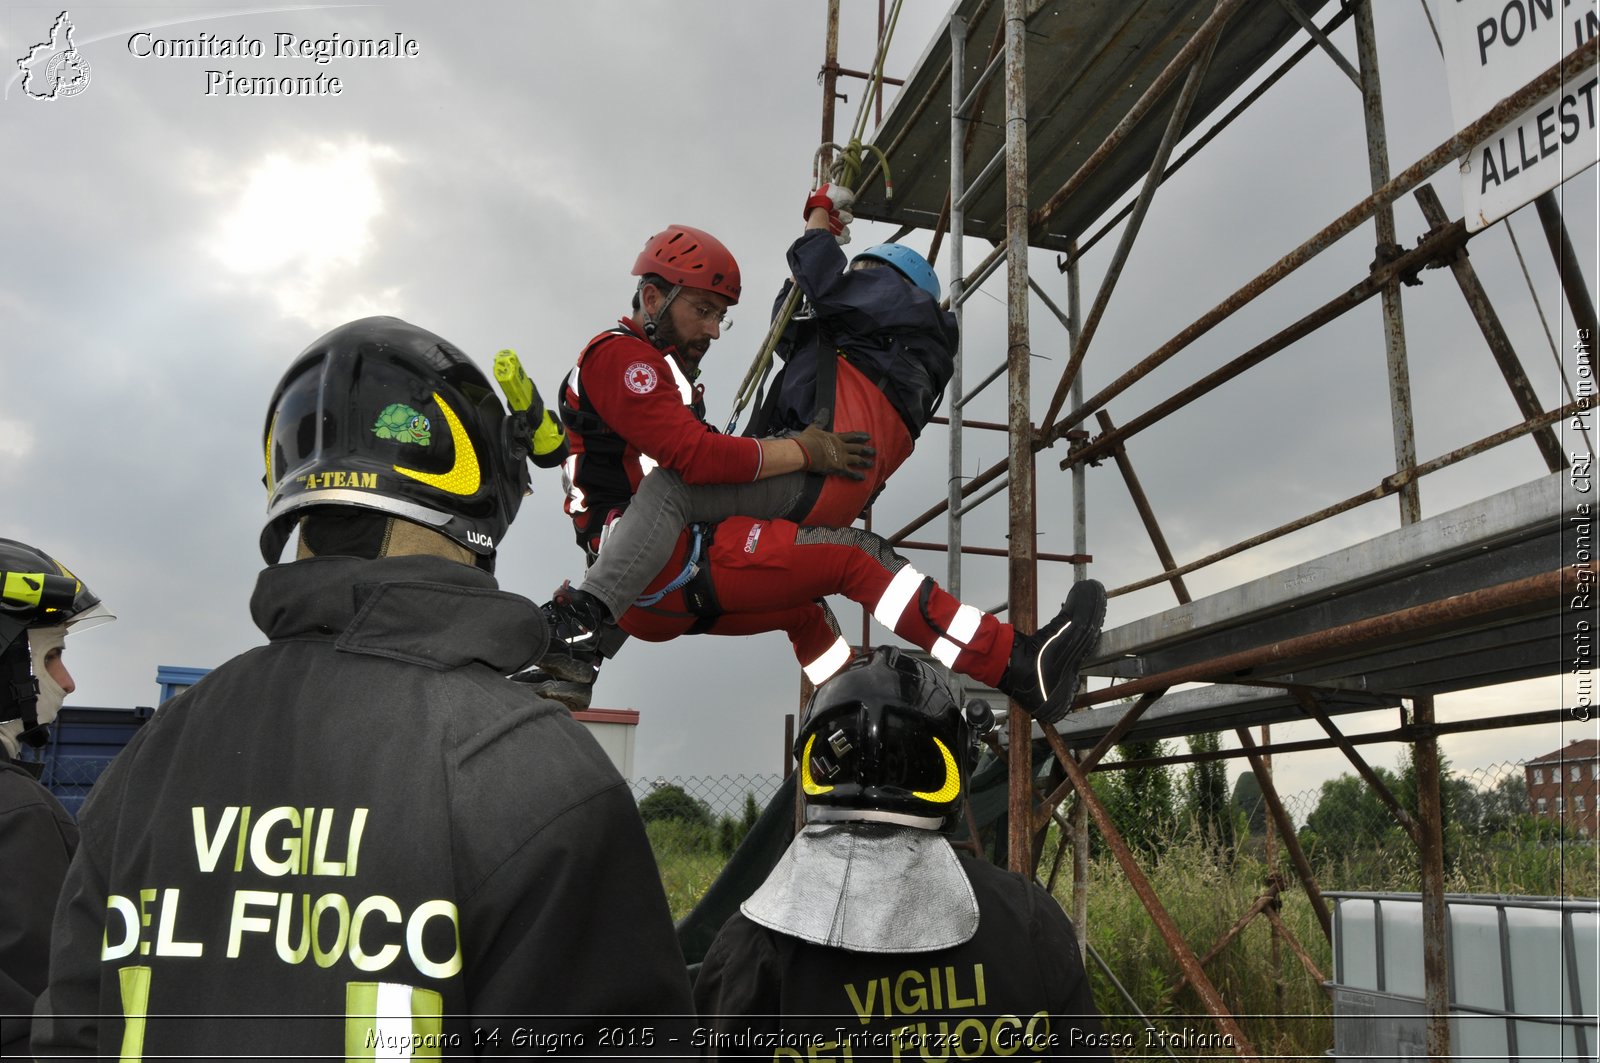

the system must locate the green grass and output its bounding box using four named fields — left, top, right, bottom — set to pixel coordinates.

left=646, top=818, right=727, bottom=918
left=650, top=819, right=1597, bottom=1060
